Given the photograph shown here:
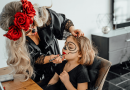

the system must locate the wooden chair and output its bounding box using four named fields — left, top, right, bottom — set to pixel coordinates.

left=87, top=56, right=112, bottom=90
